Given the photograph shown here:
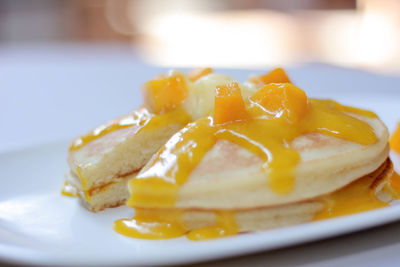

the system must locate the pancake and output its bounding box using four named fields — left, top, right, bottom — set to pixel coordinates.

left=173, top=113, right=389, bottom=209
left=181, top=158, right=396, bottom=232
left=64, top=170, right=139, bottom=212
left=115, top=78, right=397, bottom=240
left=128, top=110, right=388, bottom=209
left=65, top=107, right=190, bottom=211
left=115, top=159, right=397, bottom=240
